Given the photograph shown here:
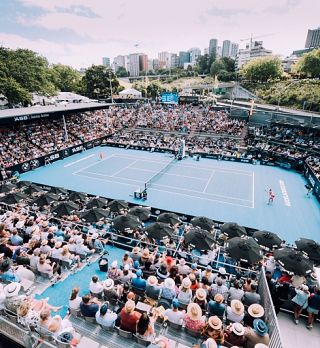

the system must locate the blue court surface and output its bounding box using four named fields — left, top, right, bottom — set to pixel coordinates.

left=21, top=147, right=320, bottom=244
